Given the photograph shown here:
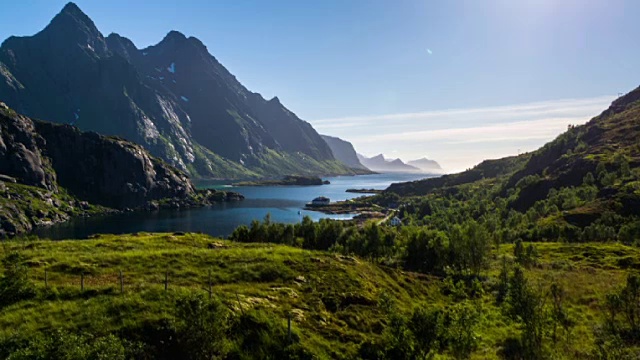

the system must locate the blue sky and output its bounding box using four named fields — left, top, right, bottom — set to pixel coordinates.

left=2, top=0, right=638, bottom=172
